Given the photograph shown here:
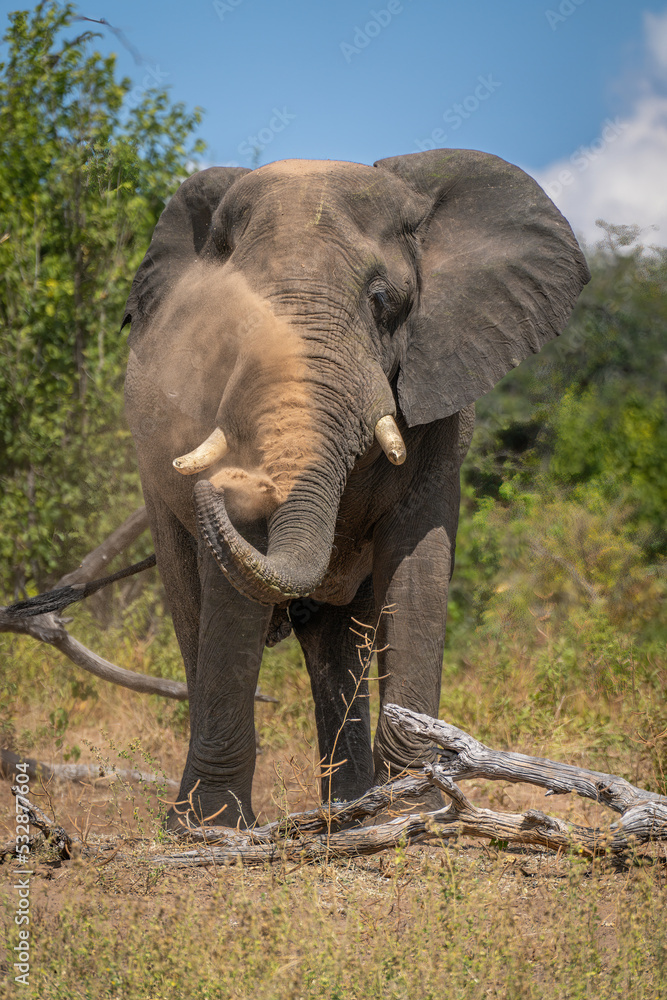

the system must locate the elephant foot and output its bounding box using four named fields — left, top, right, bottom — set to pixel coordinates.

left=166, top=782, right=256, bottom=833
left=374, top=712, right=439, bottom=778
left=370, top=717, right=446, bottom=818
